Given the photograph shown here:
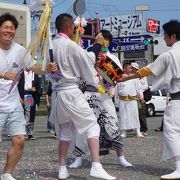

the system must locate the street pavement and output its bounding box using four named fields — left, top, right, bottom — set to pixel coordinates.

left=0, top=114, right=174, bottom=180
